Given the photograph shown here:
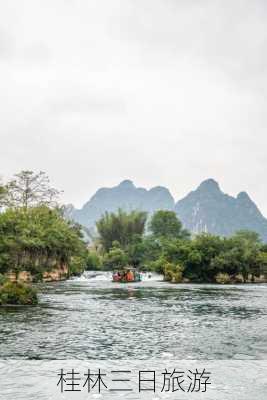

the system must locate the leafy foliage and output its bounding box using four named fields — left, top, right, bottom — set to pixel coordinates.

left=69, top=256, right=87, bottom=276
left=215, top=272, right=231, bottom=284
left=0, top=182, right=7, bottom=207
left=0, top=170, right=89, bottom=306
left=149, top=210, right=190, bottom=240
left=85, top=251, right=102, bottom=271
left=0, top=206, right=87, bottom=278
left=2, top=170, right=265, bottom=286
left=96, top=209, right=147, bottom=251
left=90, top=209, right=267, bottom=284
left=163, top=231, right=266, bottom=283
left=0, top=282, right=38, bottom=305
left=103, top=245, right=129, bottom=269
left=164, top=262, right=184, bottom=283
